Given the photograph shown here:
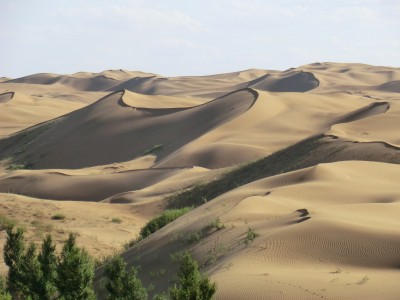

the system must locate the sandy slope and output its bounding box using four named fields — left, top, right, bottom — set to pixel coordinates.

left=0, top=192, right=154, bottom=276
left=0, top=91, right=83, bottom=137
left=111, top=161, right=400, bottom=300
left=1, top=62, right=400, bottom=299
left=0, top=89, right=257, bottom=169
